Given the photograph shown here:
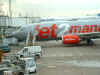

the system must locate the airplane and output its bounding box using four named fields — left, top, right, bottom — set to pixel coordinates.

left=7, top=18, right=100, bottom=45
left=40, top=16, right=100, bottom=22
